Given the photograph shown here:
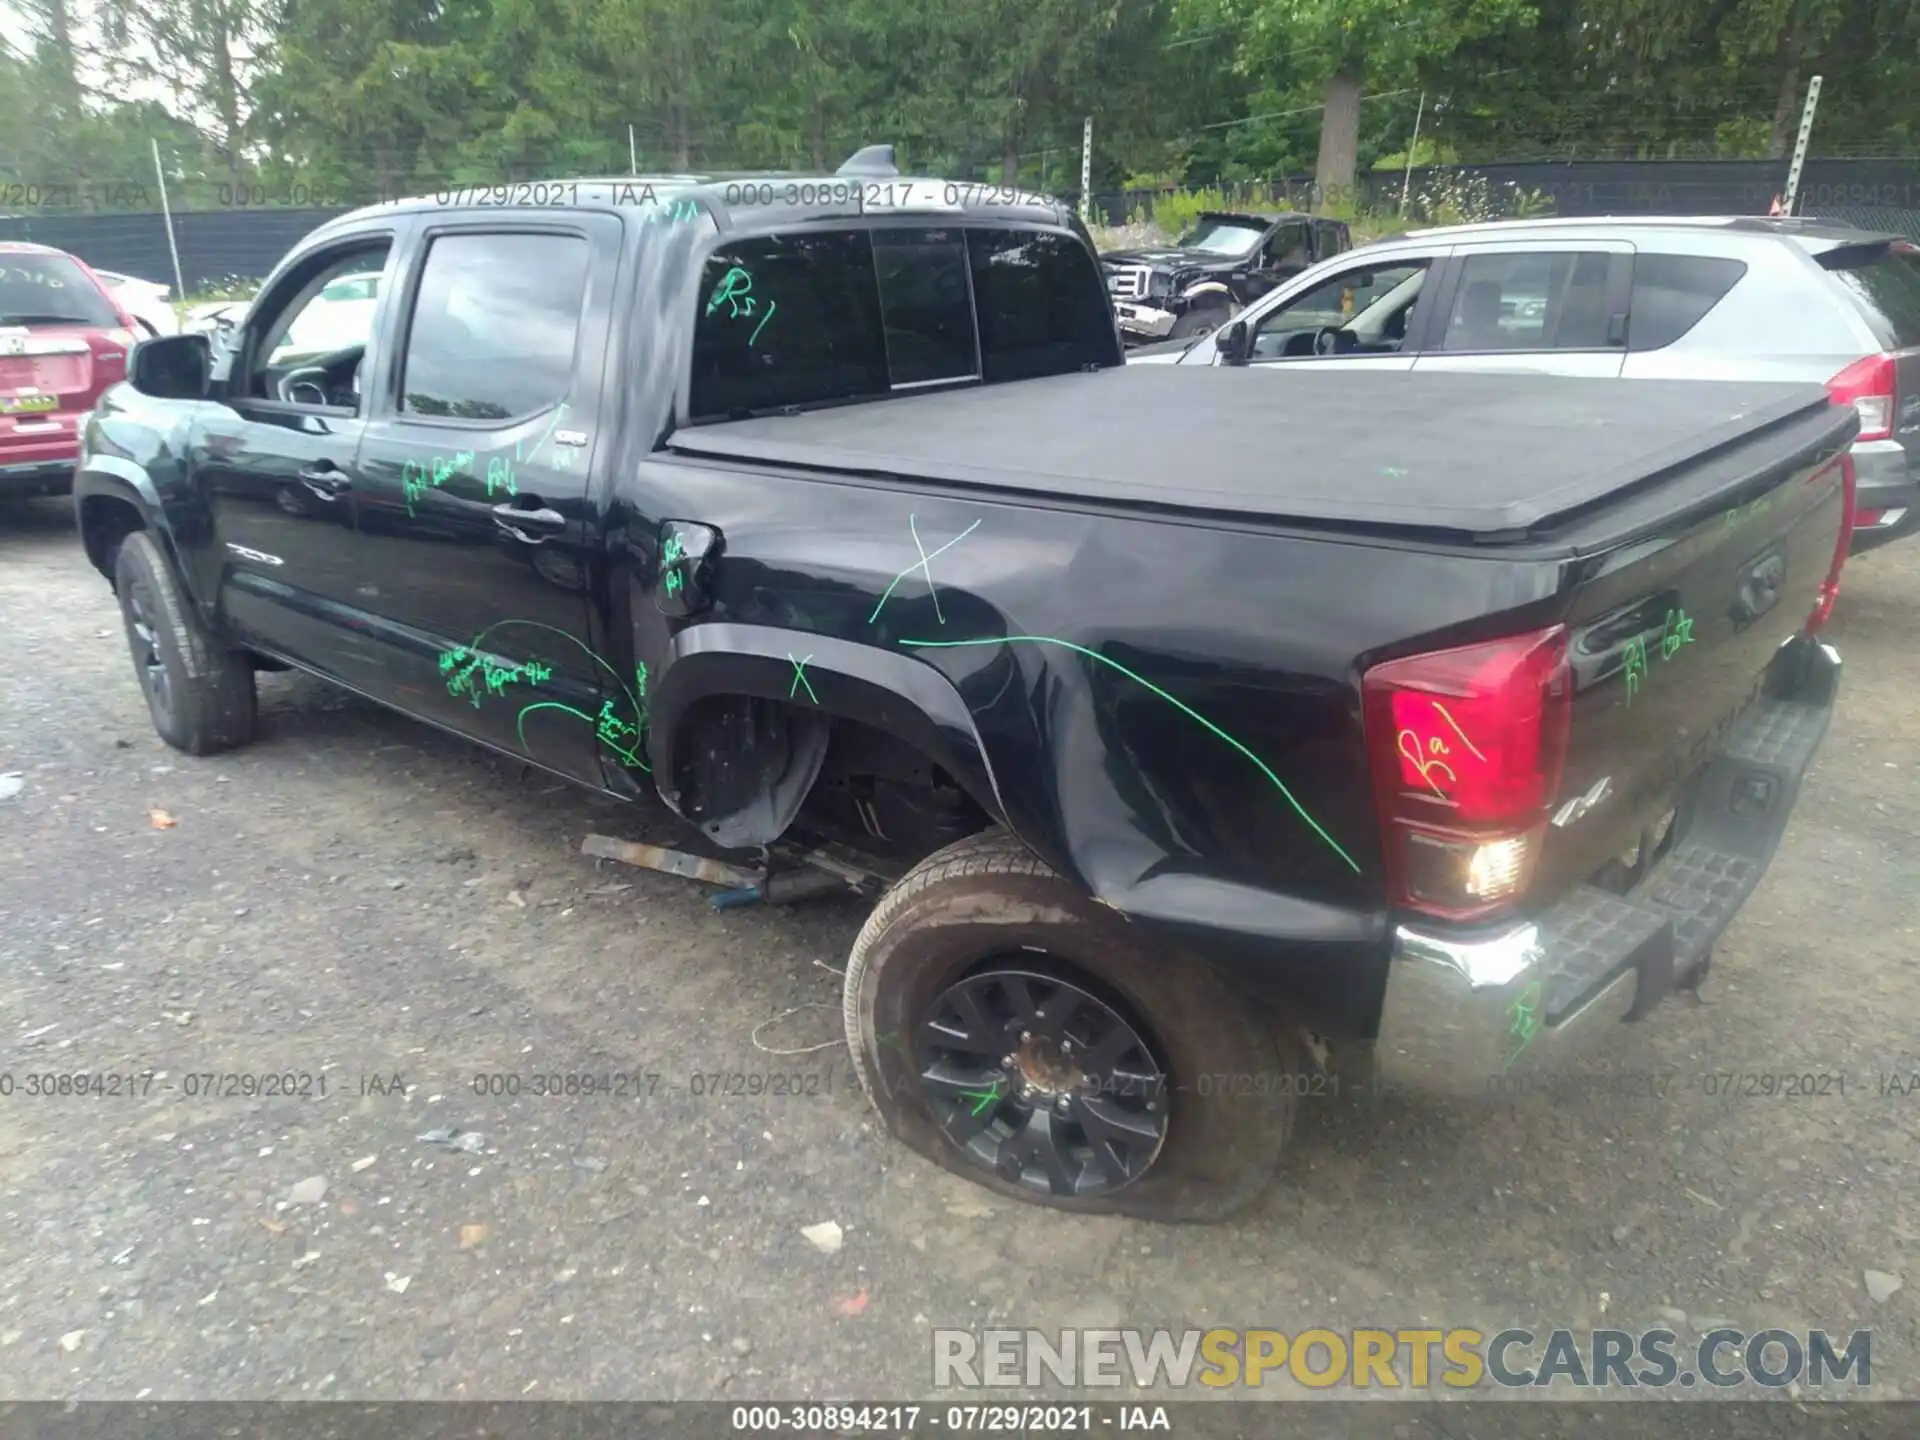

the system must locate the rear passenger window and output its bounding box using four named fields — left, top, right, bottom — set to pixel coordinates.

left=1439, top=251, right=1616, bottom=352
left=1626, top=254, right=1747, bottom=352
left=401, top=233, right=589, bottom=420
left=688, top=226, right=1119, bottom=420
